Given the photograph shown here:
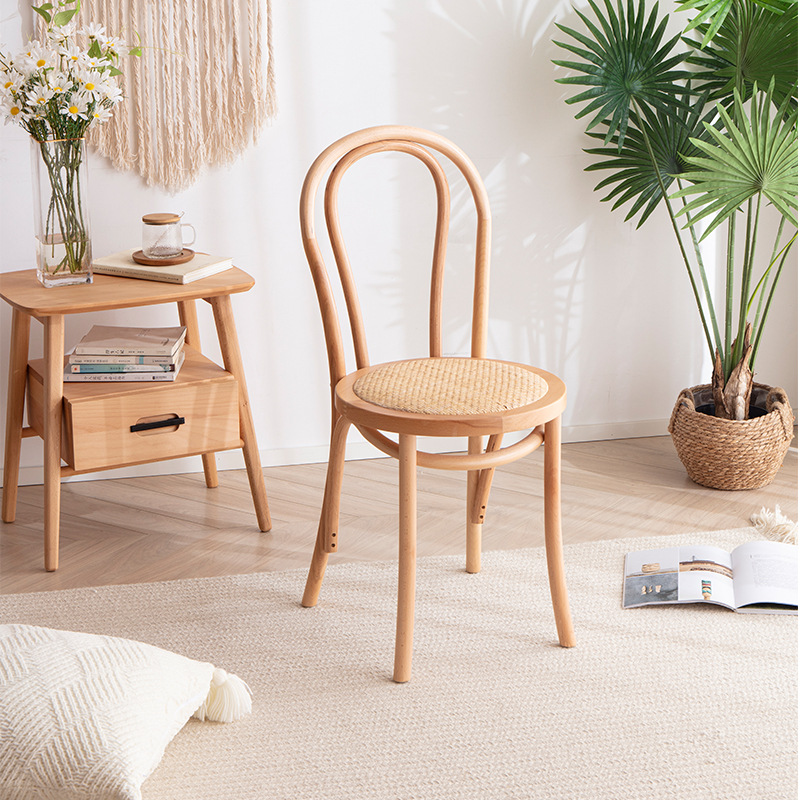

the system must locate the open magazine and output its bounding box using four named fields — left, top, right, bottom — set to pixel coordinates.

left=623, top=540, right=797, bottom=615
